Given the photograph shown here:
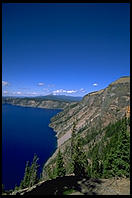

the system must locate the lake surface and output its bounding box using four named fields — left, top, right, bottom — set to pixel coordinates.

left=2, top=104, right=61, bottom=190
